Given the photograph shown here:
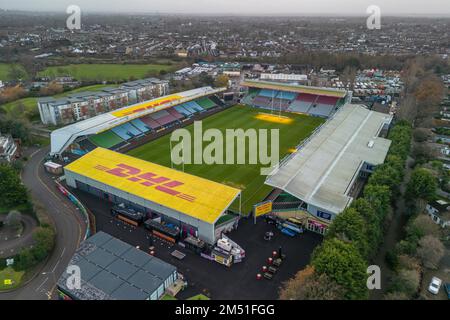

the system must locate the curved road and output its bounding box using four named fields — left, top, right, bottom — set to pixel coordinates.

left=0, top=147, right=86, bottom=300
left=0, top=214, right=38, bottom=258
